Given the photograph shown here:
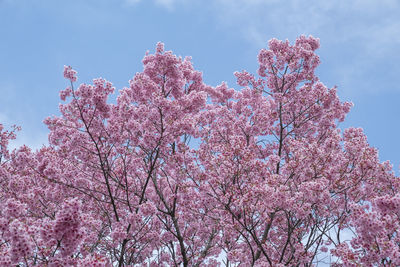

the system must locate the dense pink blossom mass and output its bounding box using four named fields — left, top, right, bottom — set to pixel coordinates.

left=0, top=36, right=399, bottom=266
